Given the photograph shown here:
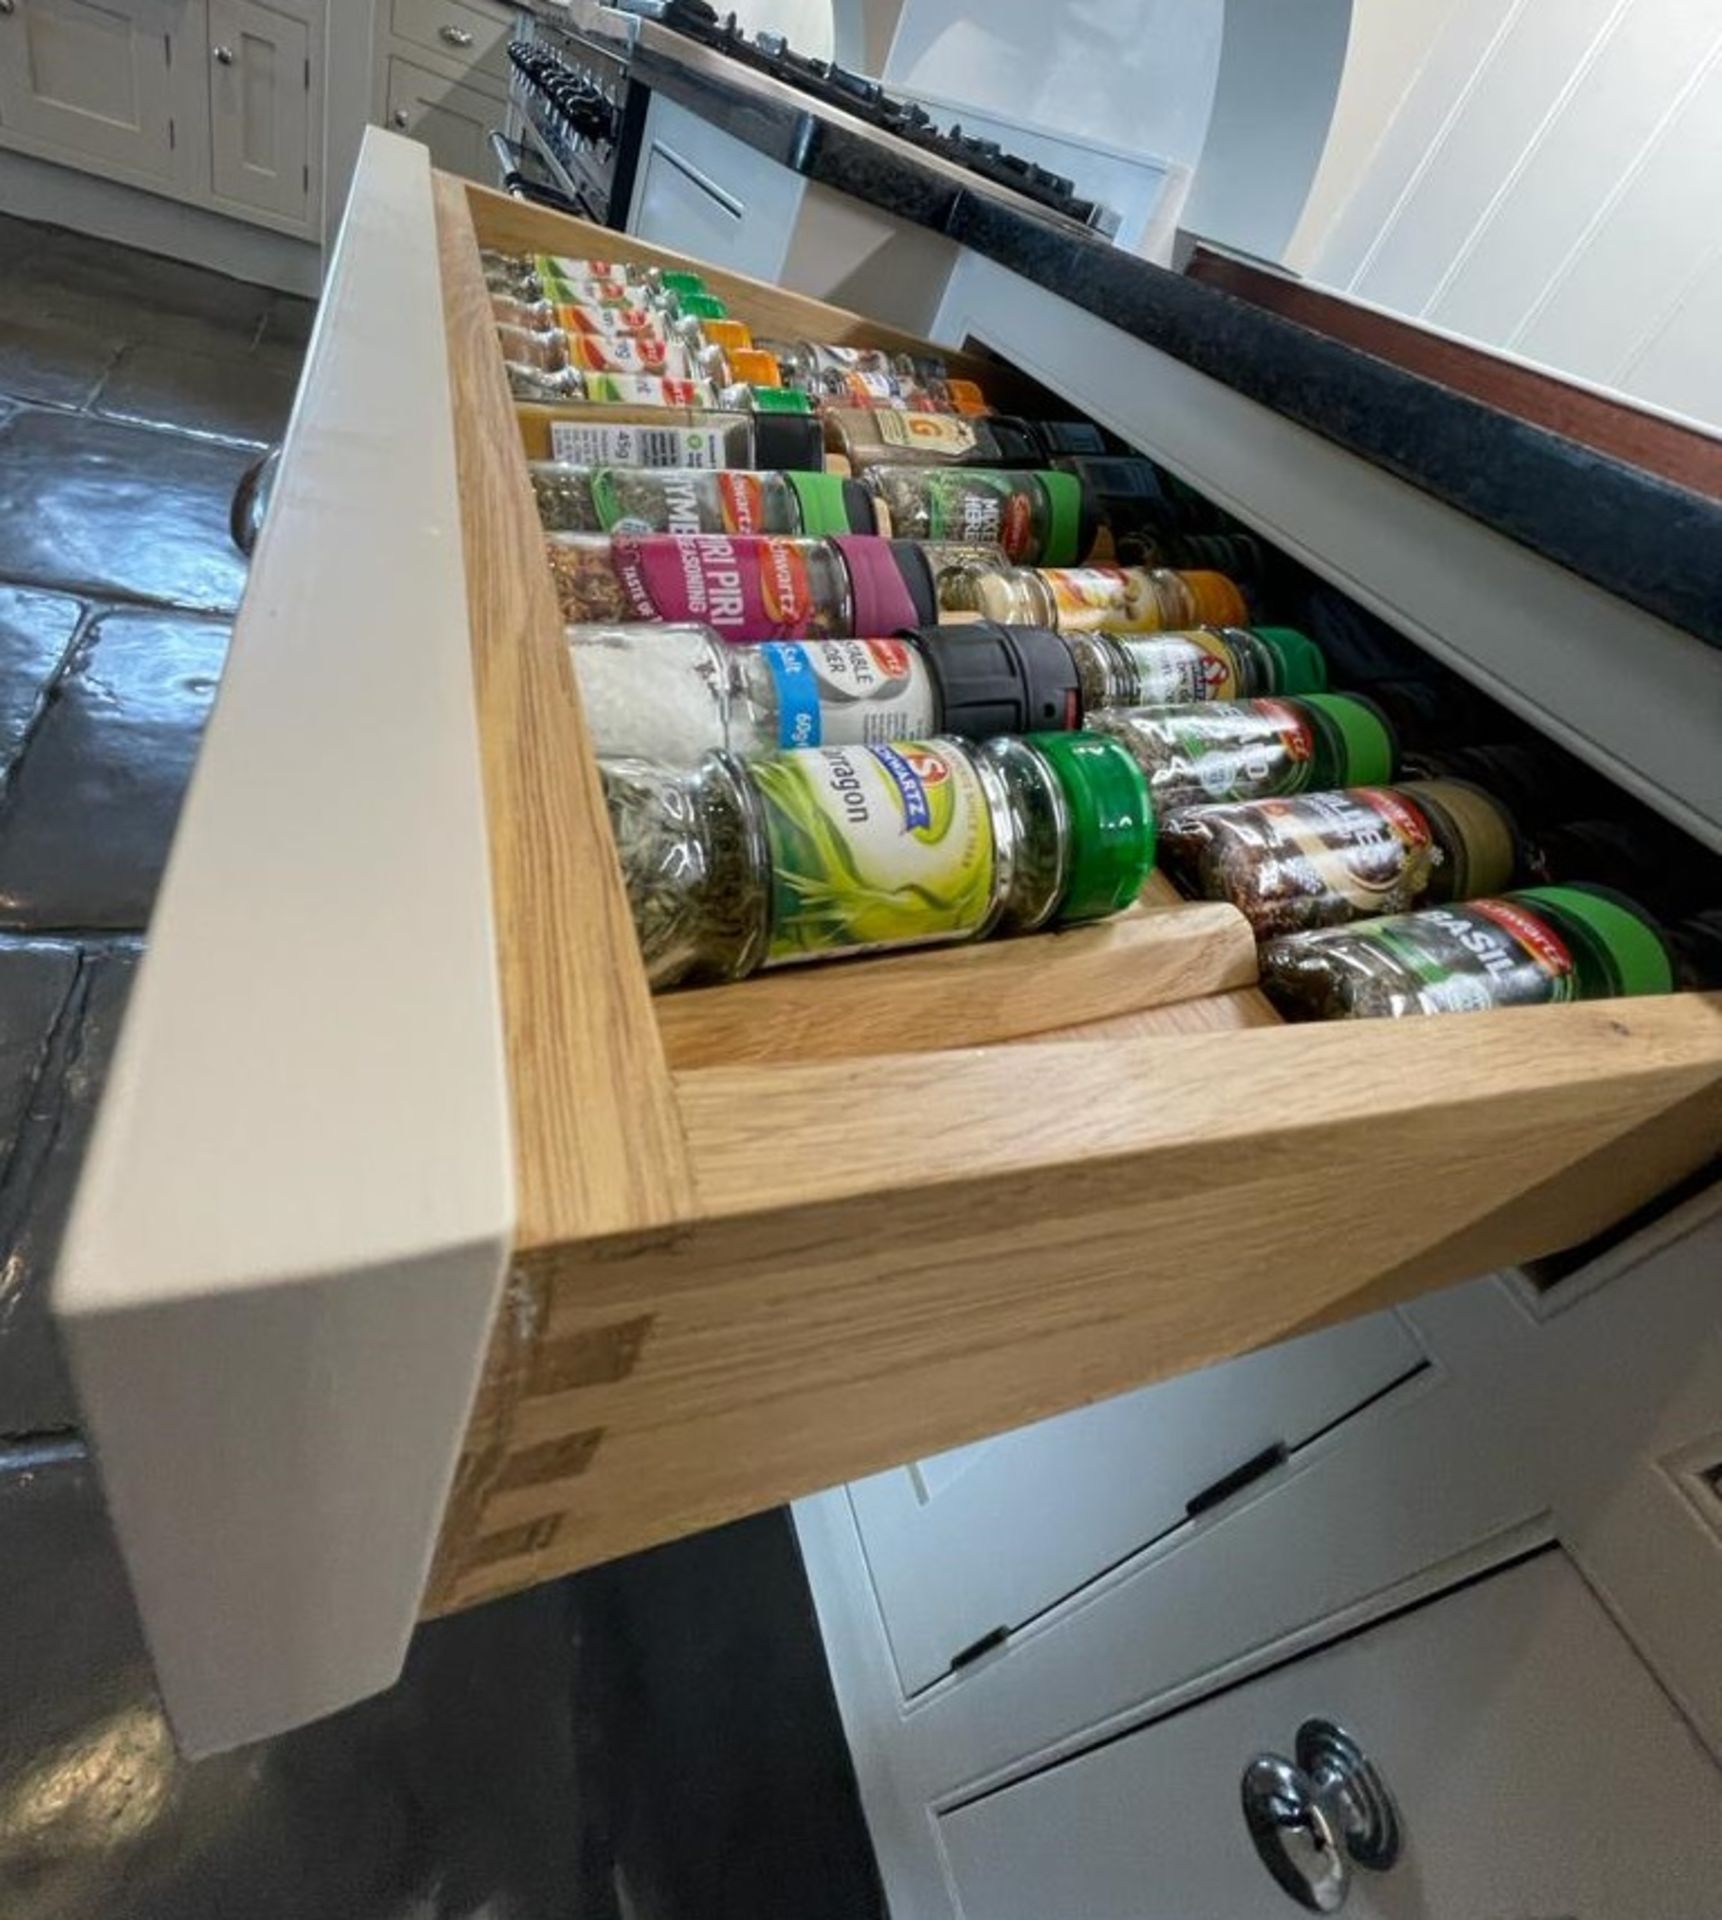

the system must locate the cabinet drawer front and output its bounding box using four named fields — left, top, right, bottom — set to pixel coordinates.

left=941, top=1553, right=1722, bottom=1918
left=390, top=0, right=512, bottom=95
left=386, top=55, right=504, bottom=182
